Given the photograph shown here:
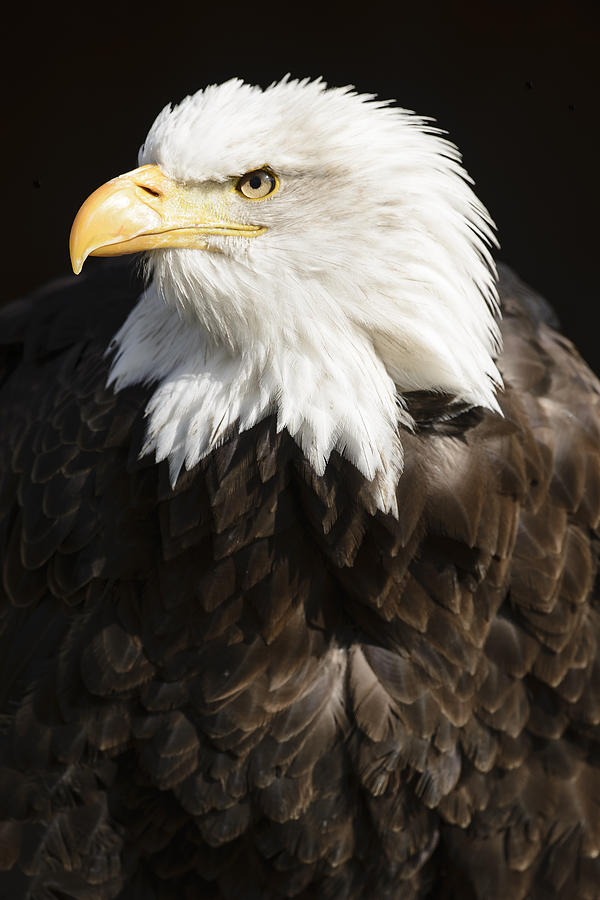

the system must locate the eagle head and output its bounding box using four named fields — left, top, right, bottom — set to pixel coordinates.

left=70, top=77, right=501, bottom=514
